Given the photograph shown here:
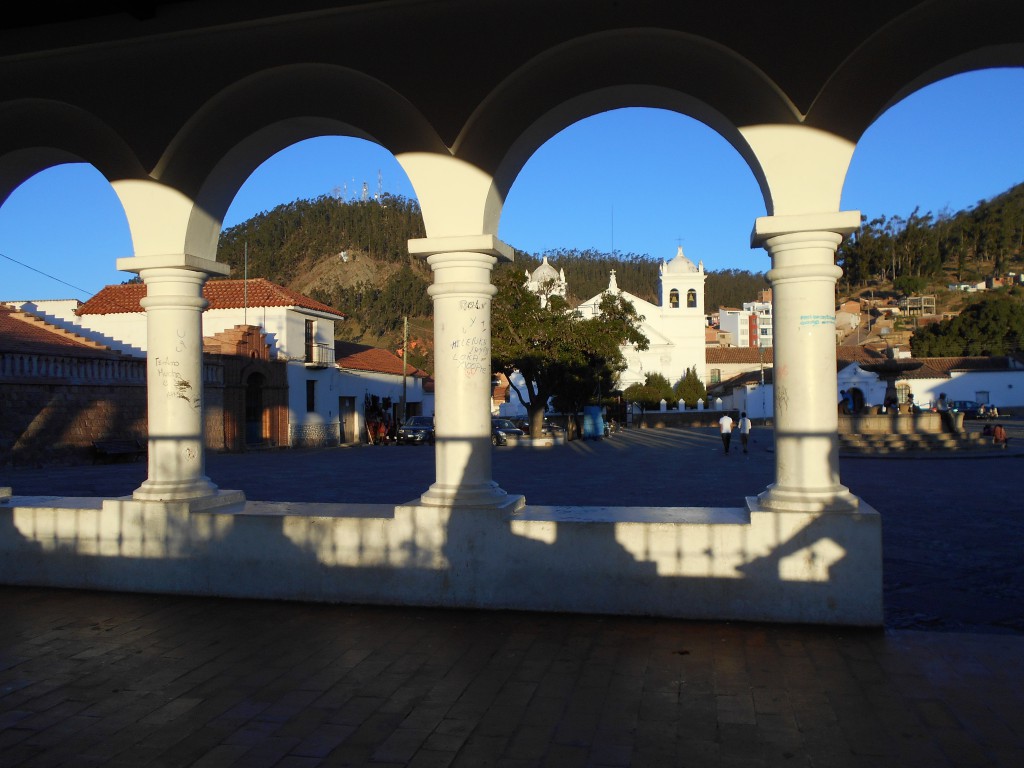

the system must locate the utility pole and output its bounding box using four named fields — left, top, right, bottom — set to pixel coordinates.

left=400, top=316, right=408, bottom=423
